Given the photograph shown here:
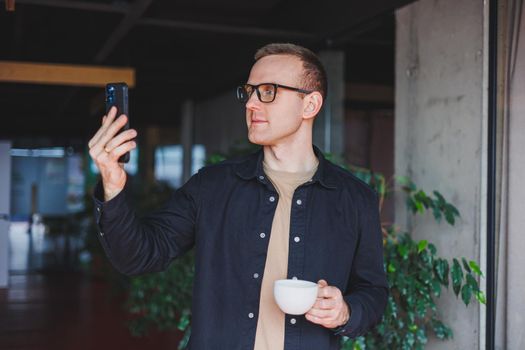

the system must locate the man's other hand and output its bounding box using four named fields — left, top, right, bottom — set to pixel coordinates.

left=305, top=279, right=350, bottom=329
